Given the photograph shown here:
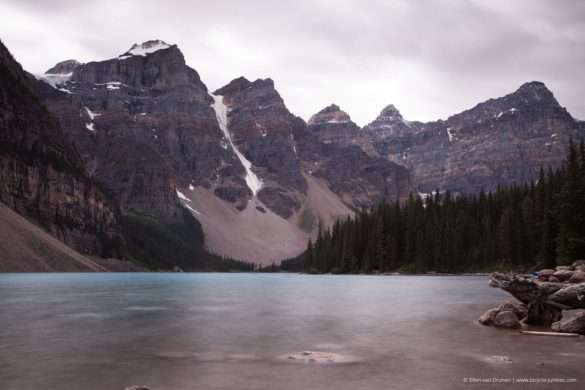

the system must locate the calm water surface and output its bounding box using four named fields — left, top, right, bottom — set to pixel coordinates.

left=0, top=273, right=583, bottom=390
